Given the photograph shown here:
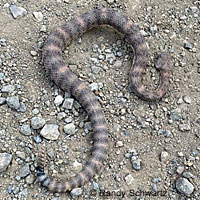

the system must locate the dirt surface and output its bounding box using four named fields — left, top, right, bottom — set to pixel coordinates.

left=0, top=0, right=200, bottom=199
